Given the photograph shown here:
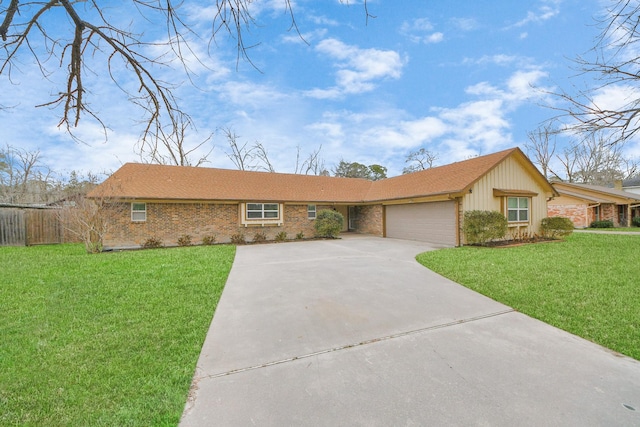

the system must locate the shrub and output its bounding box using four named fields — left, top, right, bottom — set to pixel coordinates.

left=462, top=210, right=507, bottom=245
left=295, top=231, right=304, bottom=240
left=590, top=220, right=614, bottom=228
left=275, top=231, right=288, bottom=242
left=201, top=234, right=217, bottom=245
left=632, top=216, right=640, bottom=227
left=540, top=217, right=574, bottom=239
left=177, top=234, right=192, bottom=246
left=252, top=231, right=267, bottom=243
left=230, top=232, right=246, bottom=244
left=142, top=237, right=163, bottom=249
left=314, top=209, right=344, bottom=238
